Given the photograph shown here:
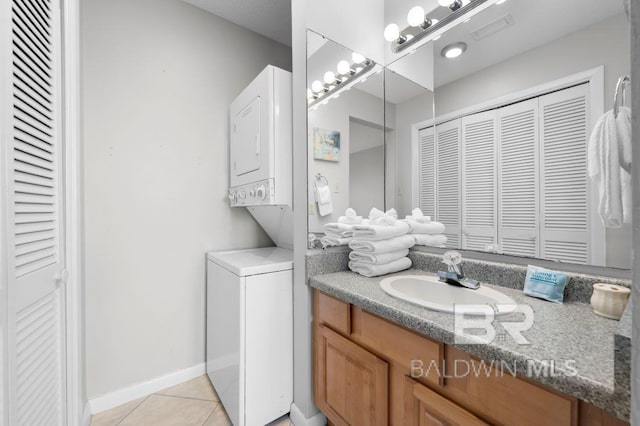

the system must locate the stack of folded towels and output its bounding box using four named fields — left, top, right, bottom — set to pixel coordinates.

left=348, top=208, right=415, bottom=277
left=405, top=208, right=447, bottom=247
left=320, top=208, right=363, bottom=248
